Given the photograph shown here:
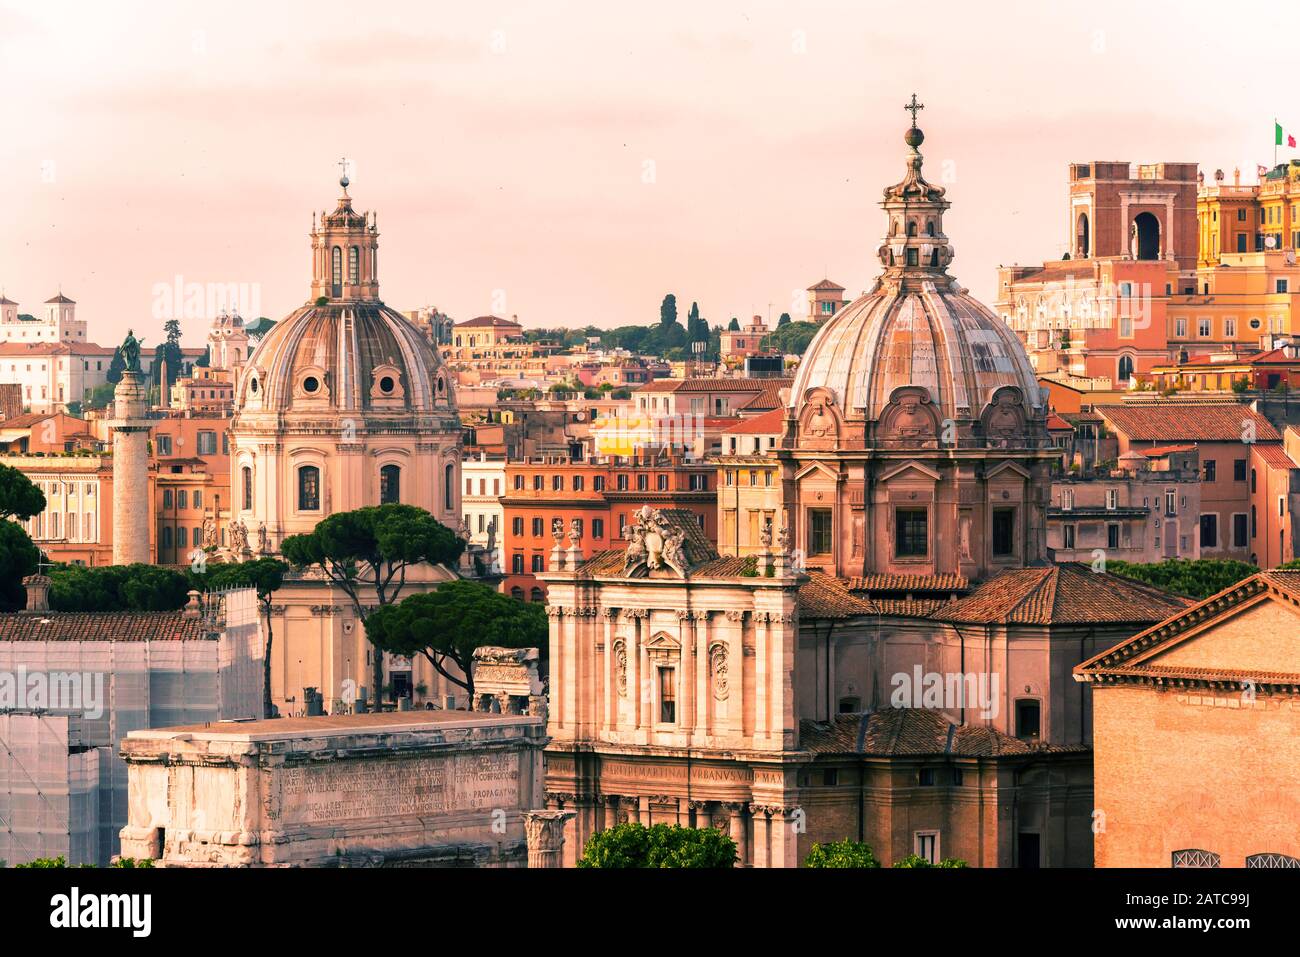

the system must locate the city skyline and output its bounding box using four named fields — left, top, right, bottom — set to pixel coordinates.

left=4, top=0, right=1299, bottom=345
